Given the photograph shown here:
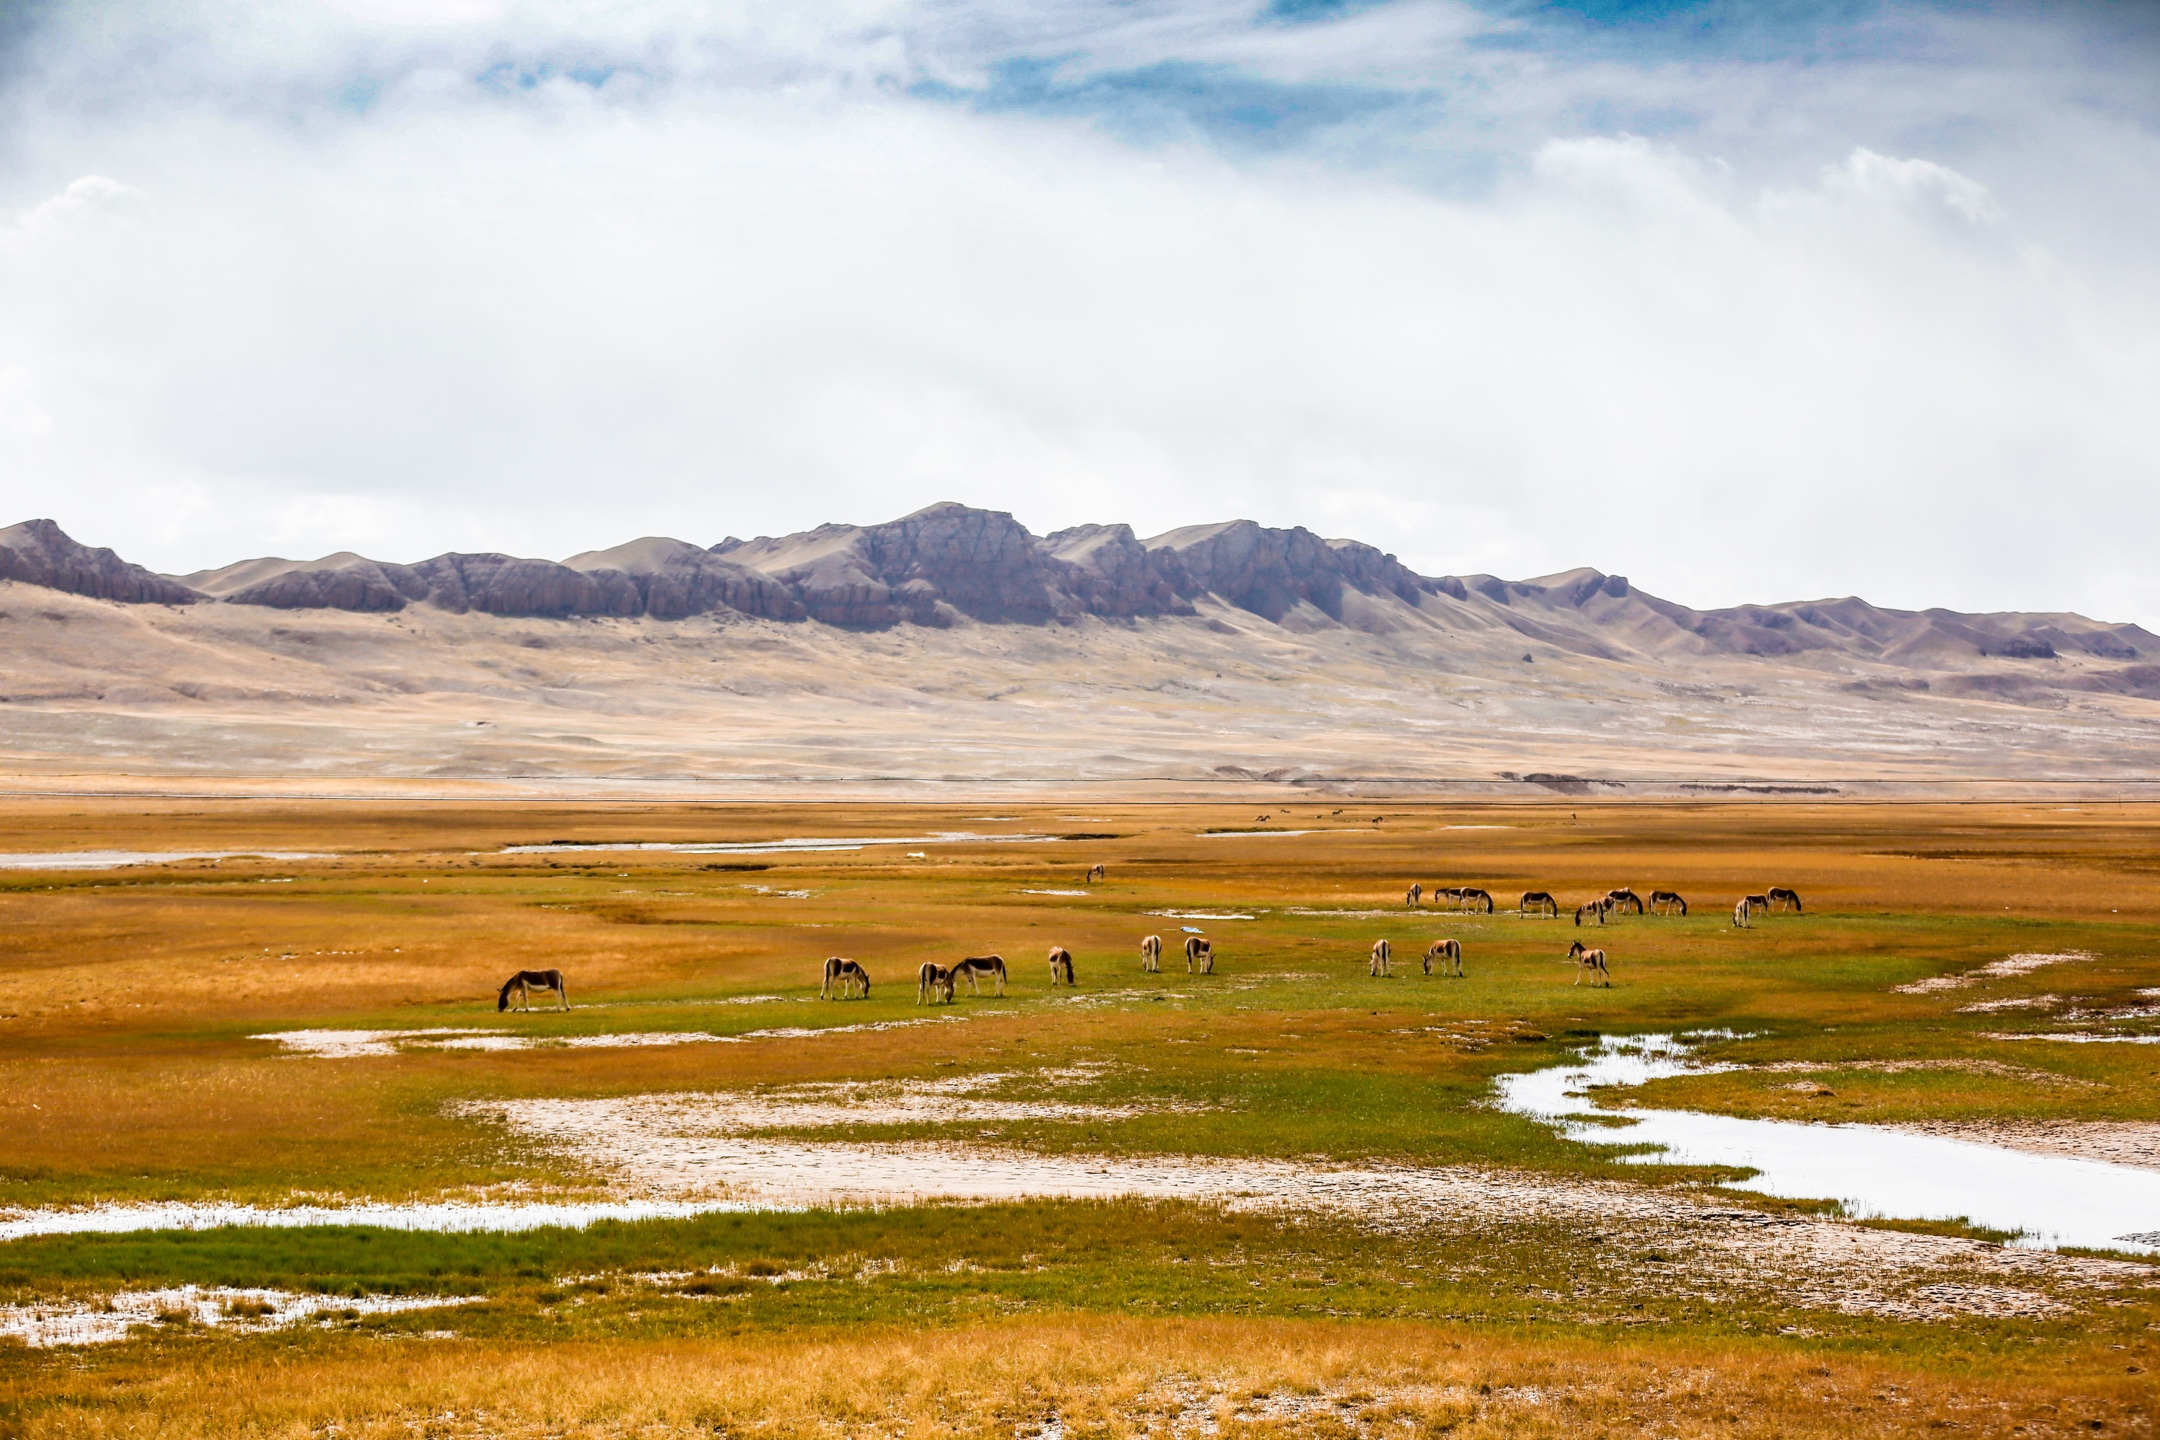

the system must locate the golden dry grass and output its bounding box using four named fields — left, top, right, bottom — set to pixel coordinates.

left=6, top=1315, right=2149, bottom=1439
